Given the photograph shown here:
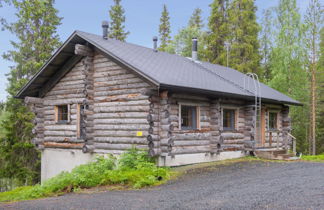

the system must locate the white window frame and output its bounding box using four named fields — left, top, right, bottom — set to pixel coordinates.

left=178, top=102, right=201, bottom=131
